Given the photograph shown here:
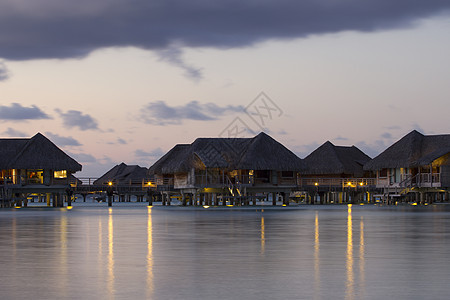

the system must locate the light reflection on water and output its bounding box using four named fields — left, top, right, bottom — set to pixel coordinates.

left=1, top=205, right=450, bottom=299
left=346, top=204, right=354, bottom=300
